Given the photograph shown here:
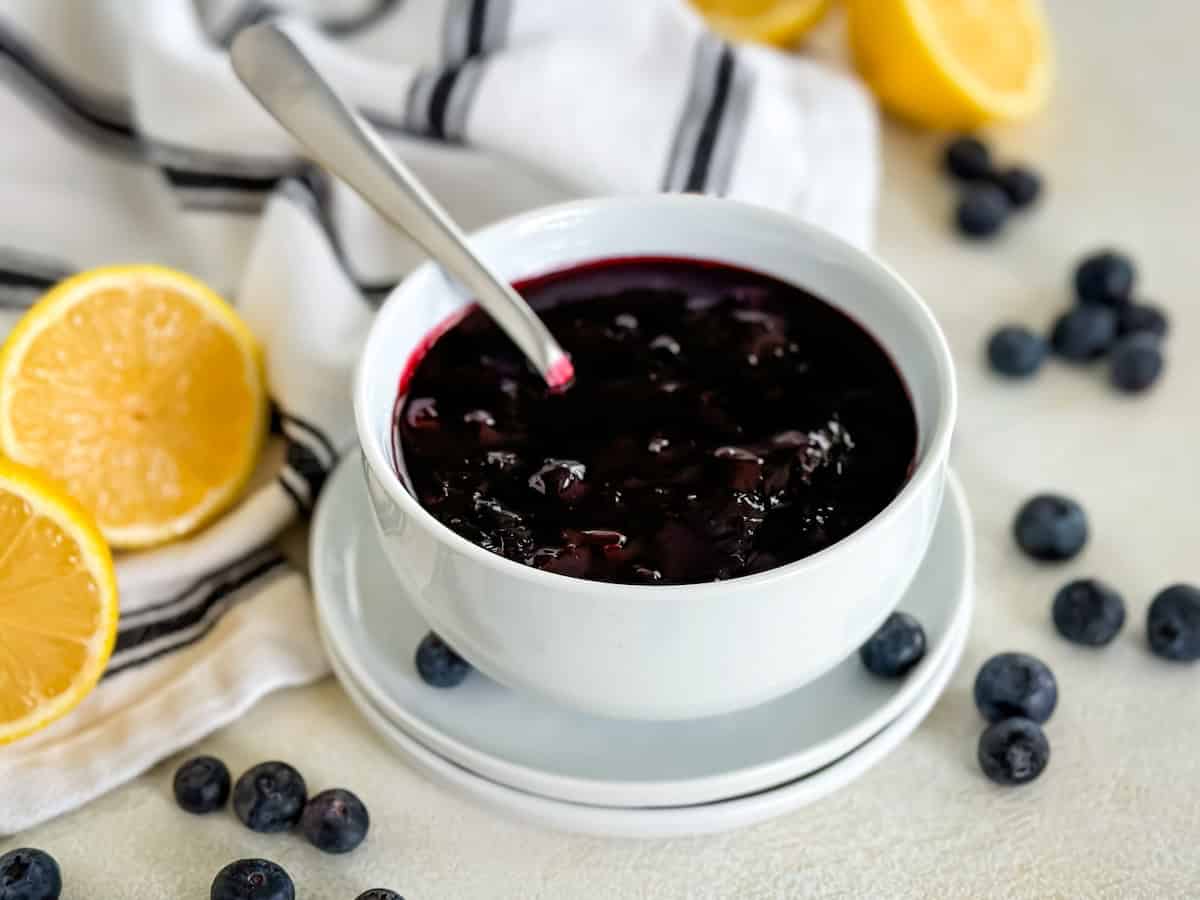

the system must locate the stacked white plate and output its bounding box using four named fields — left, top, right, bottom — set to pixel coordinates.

left=311, top=455, right=974, bottom=838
